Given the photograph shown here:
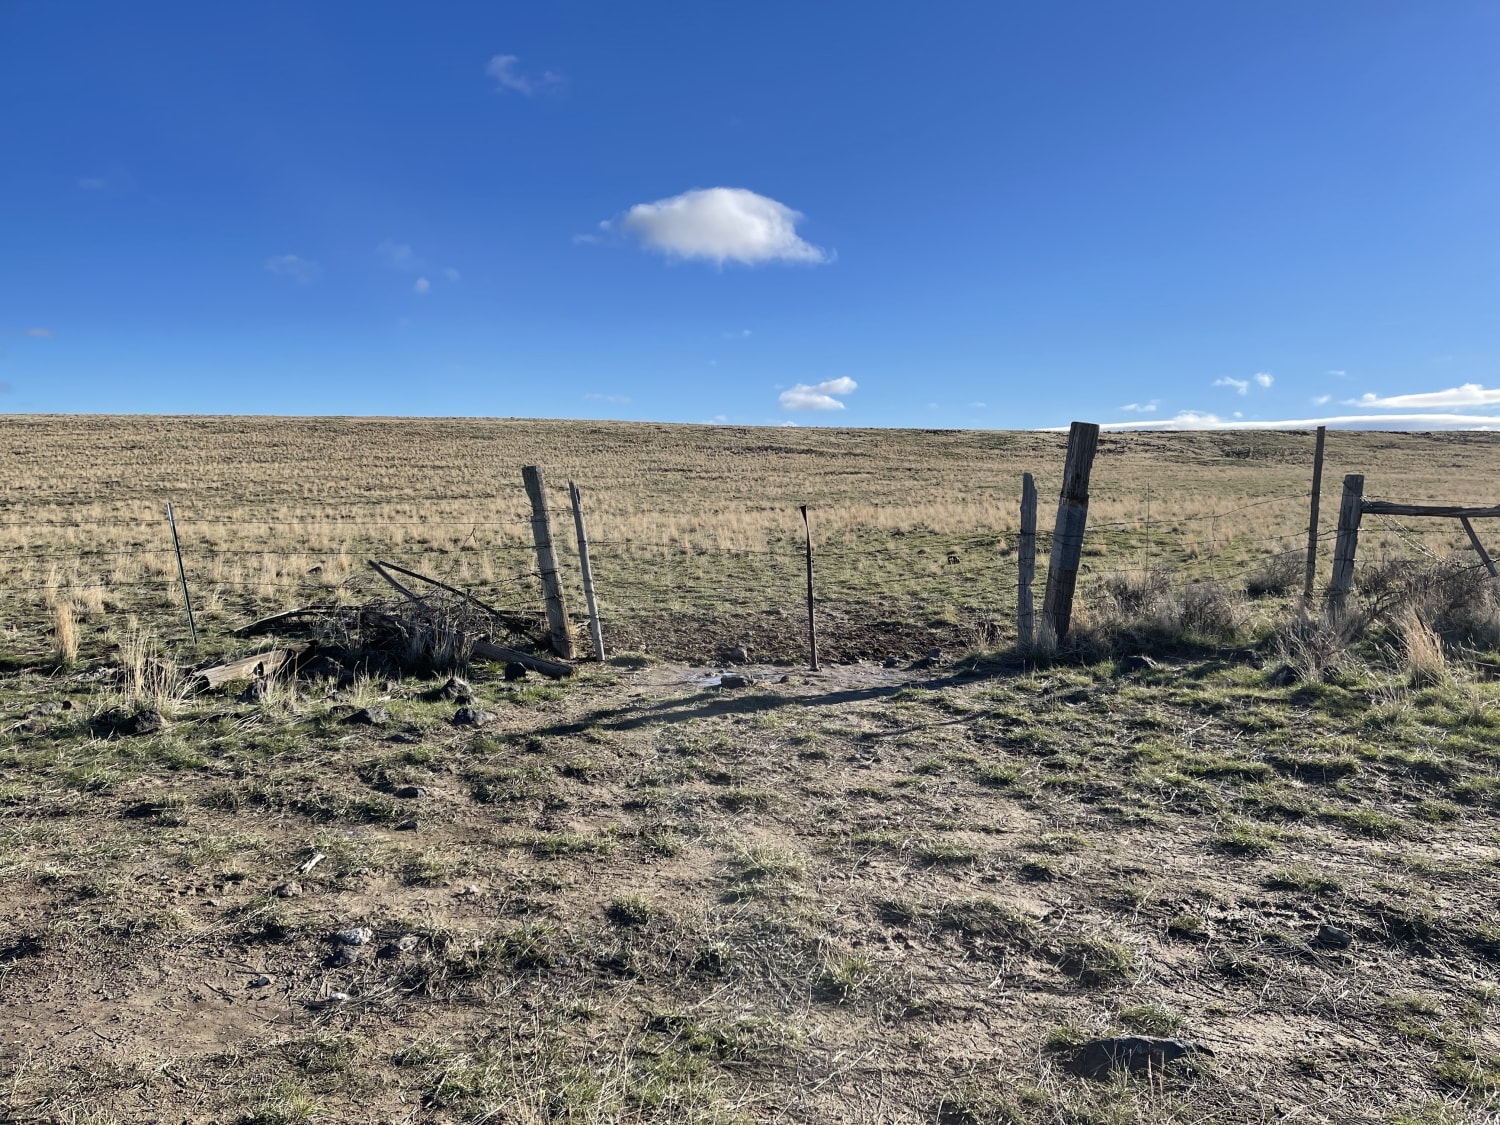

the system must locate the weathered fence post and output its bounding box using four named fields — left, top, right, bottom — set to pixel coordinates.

left=800, top=504, right=819, bottom=671
left=522, top=465, right=575, bottom=659
left=1327, top=473, right=1364, bottom=612
left=1303, top=425, right=1327, bottom=600
left=1017, top=472, right=1037, bottom=650
left=165, top=501, right=198, bottom=646
left=568, top=481, right=606, bottom=661
left=1041, top=422, right=1100, bottom=640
